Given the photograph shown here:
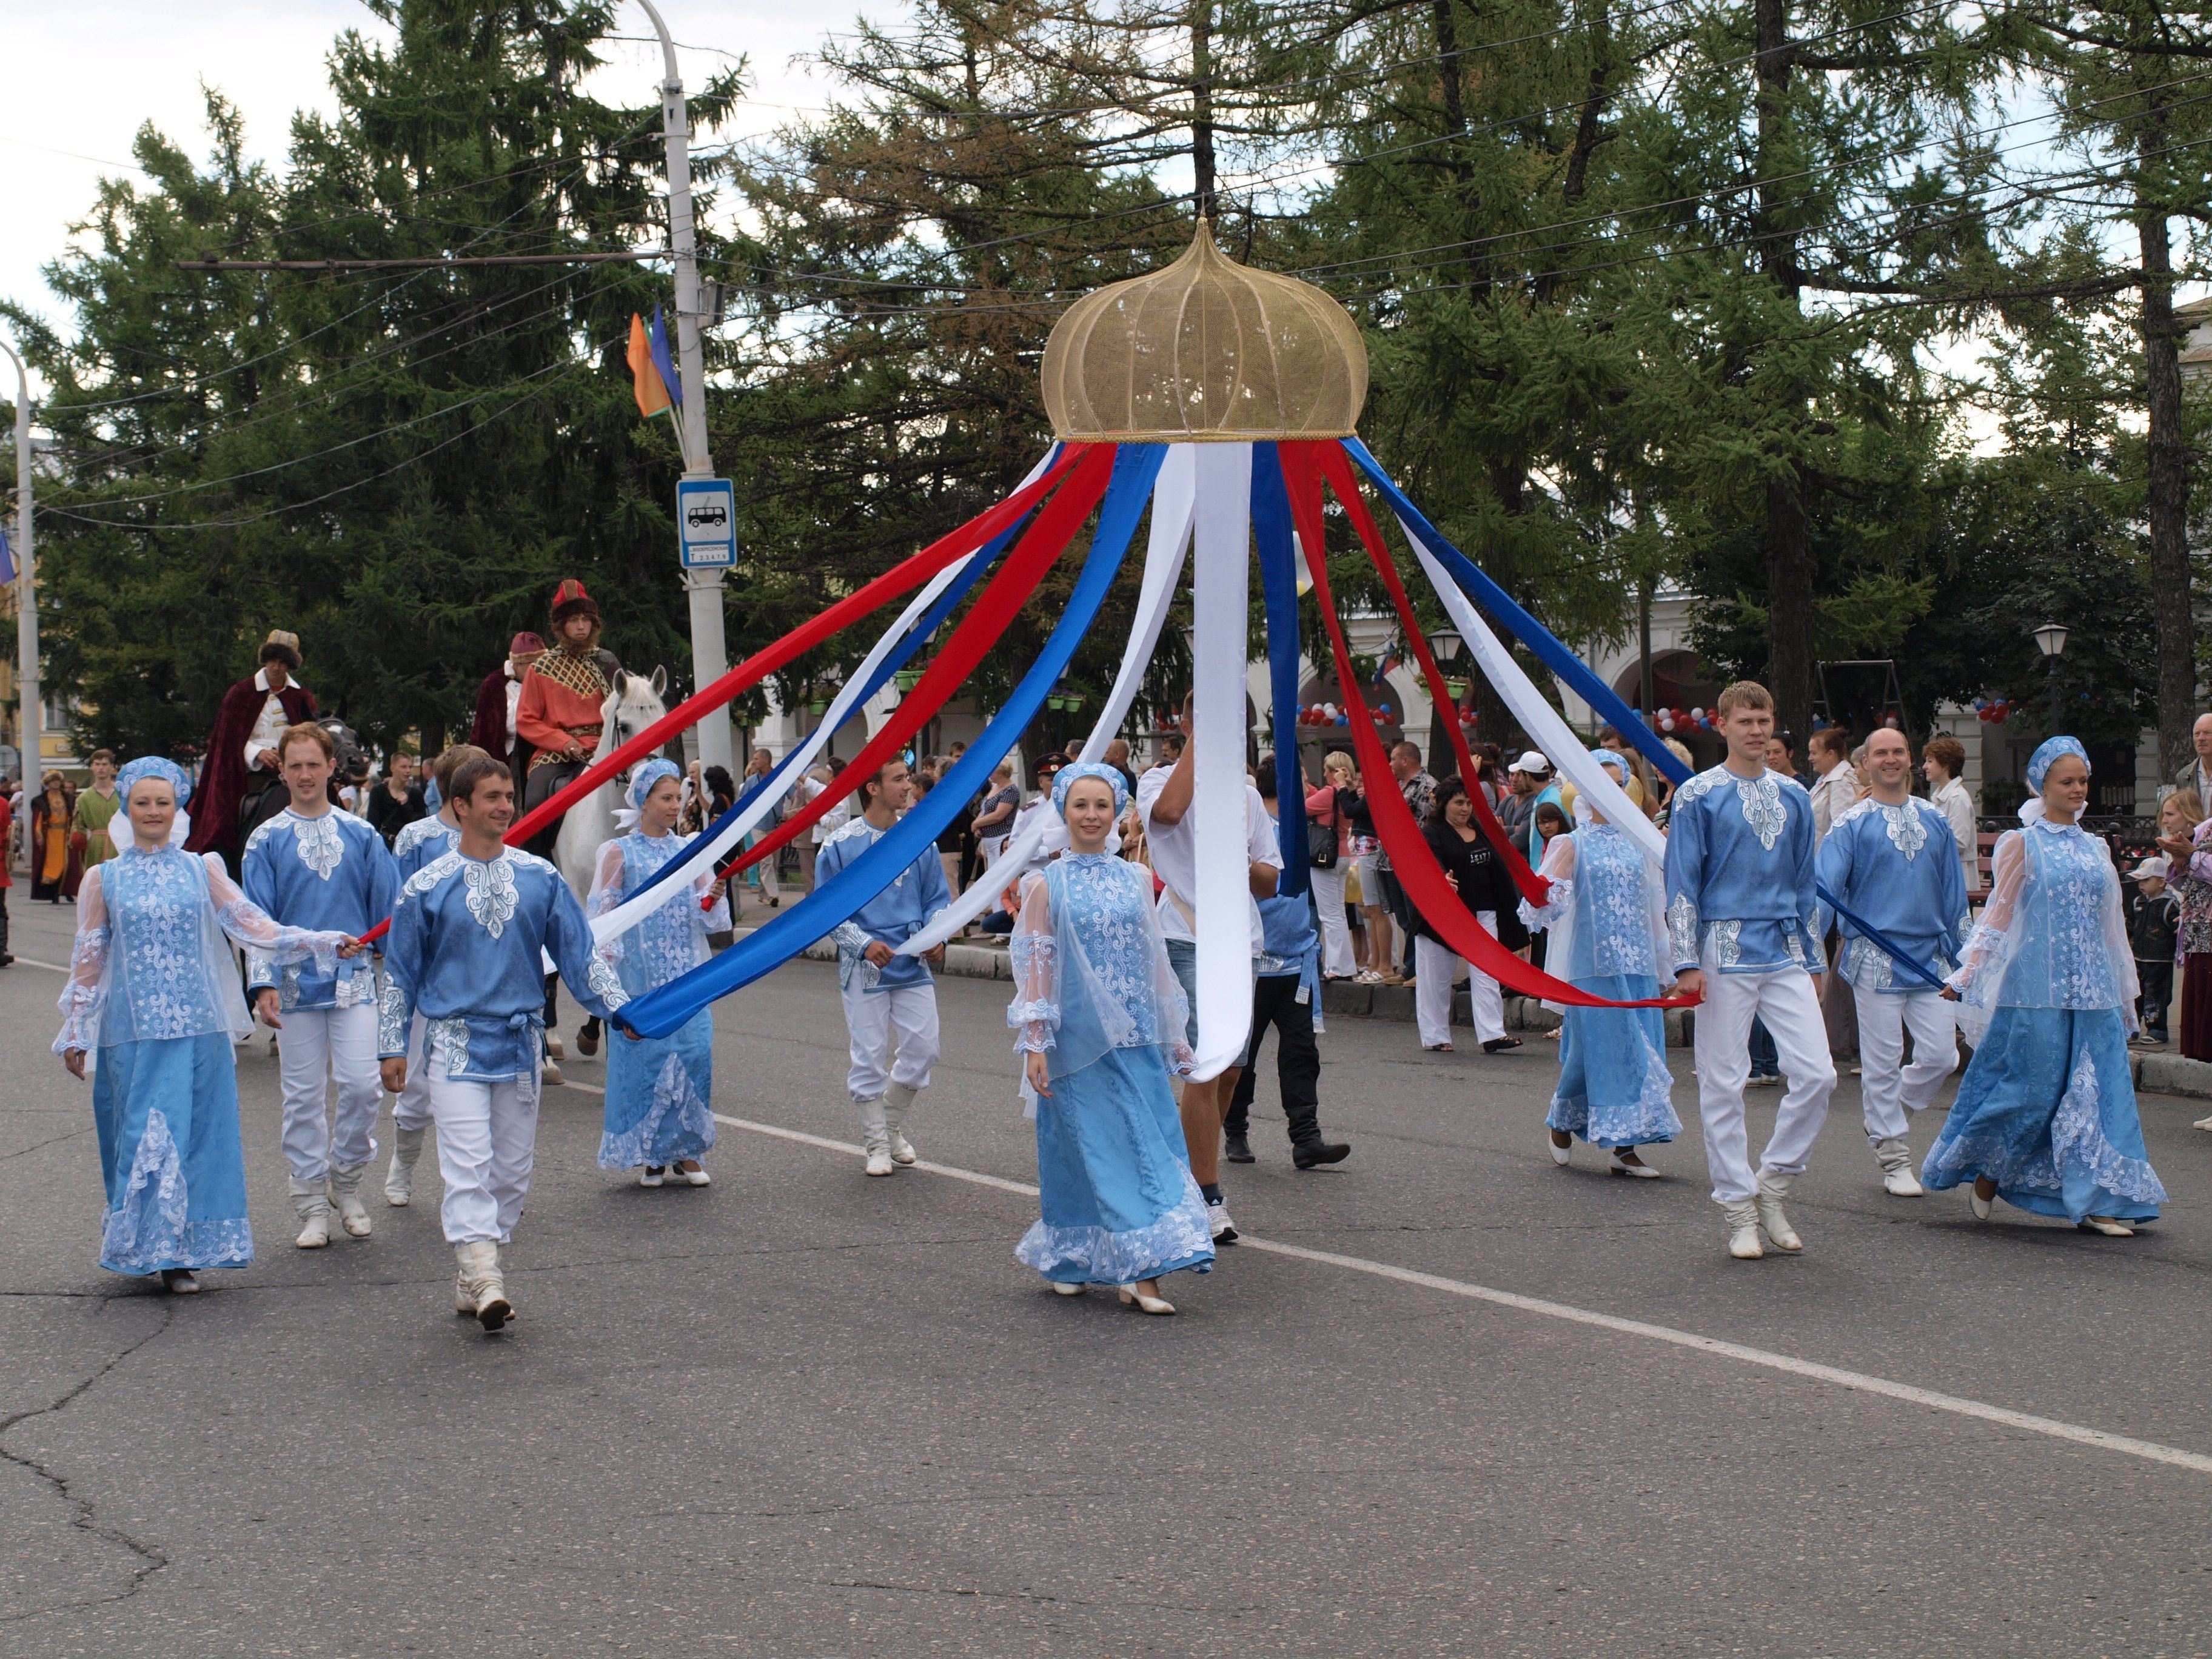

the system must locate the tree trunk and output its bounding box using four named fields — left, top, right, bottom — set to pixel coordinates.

left=2139, top=195, right=2196, bottom=776
left=1191, top=0, right=1216, bottom=221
